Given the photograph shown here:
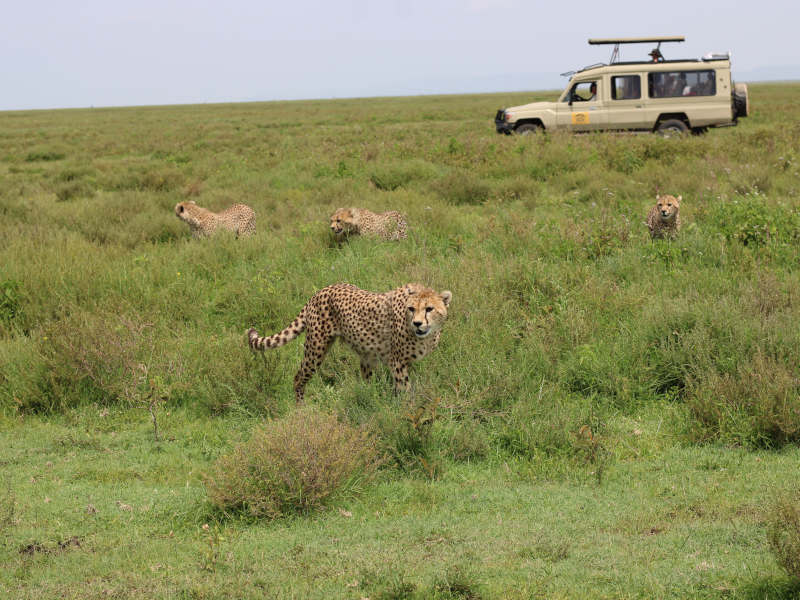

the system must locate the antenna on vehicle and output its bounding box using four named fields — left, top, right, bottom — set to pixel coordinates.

left=588, top=36, right=685, bottom=64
